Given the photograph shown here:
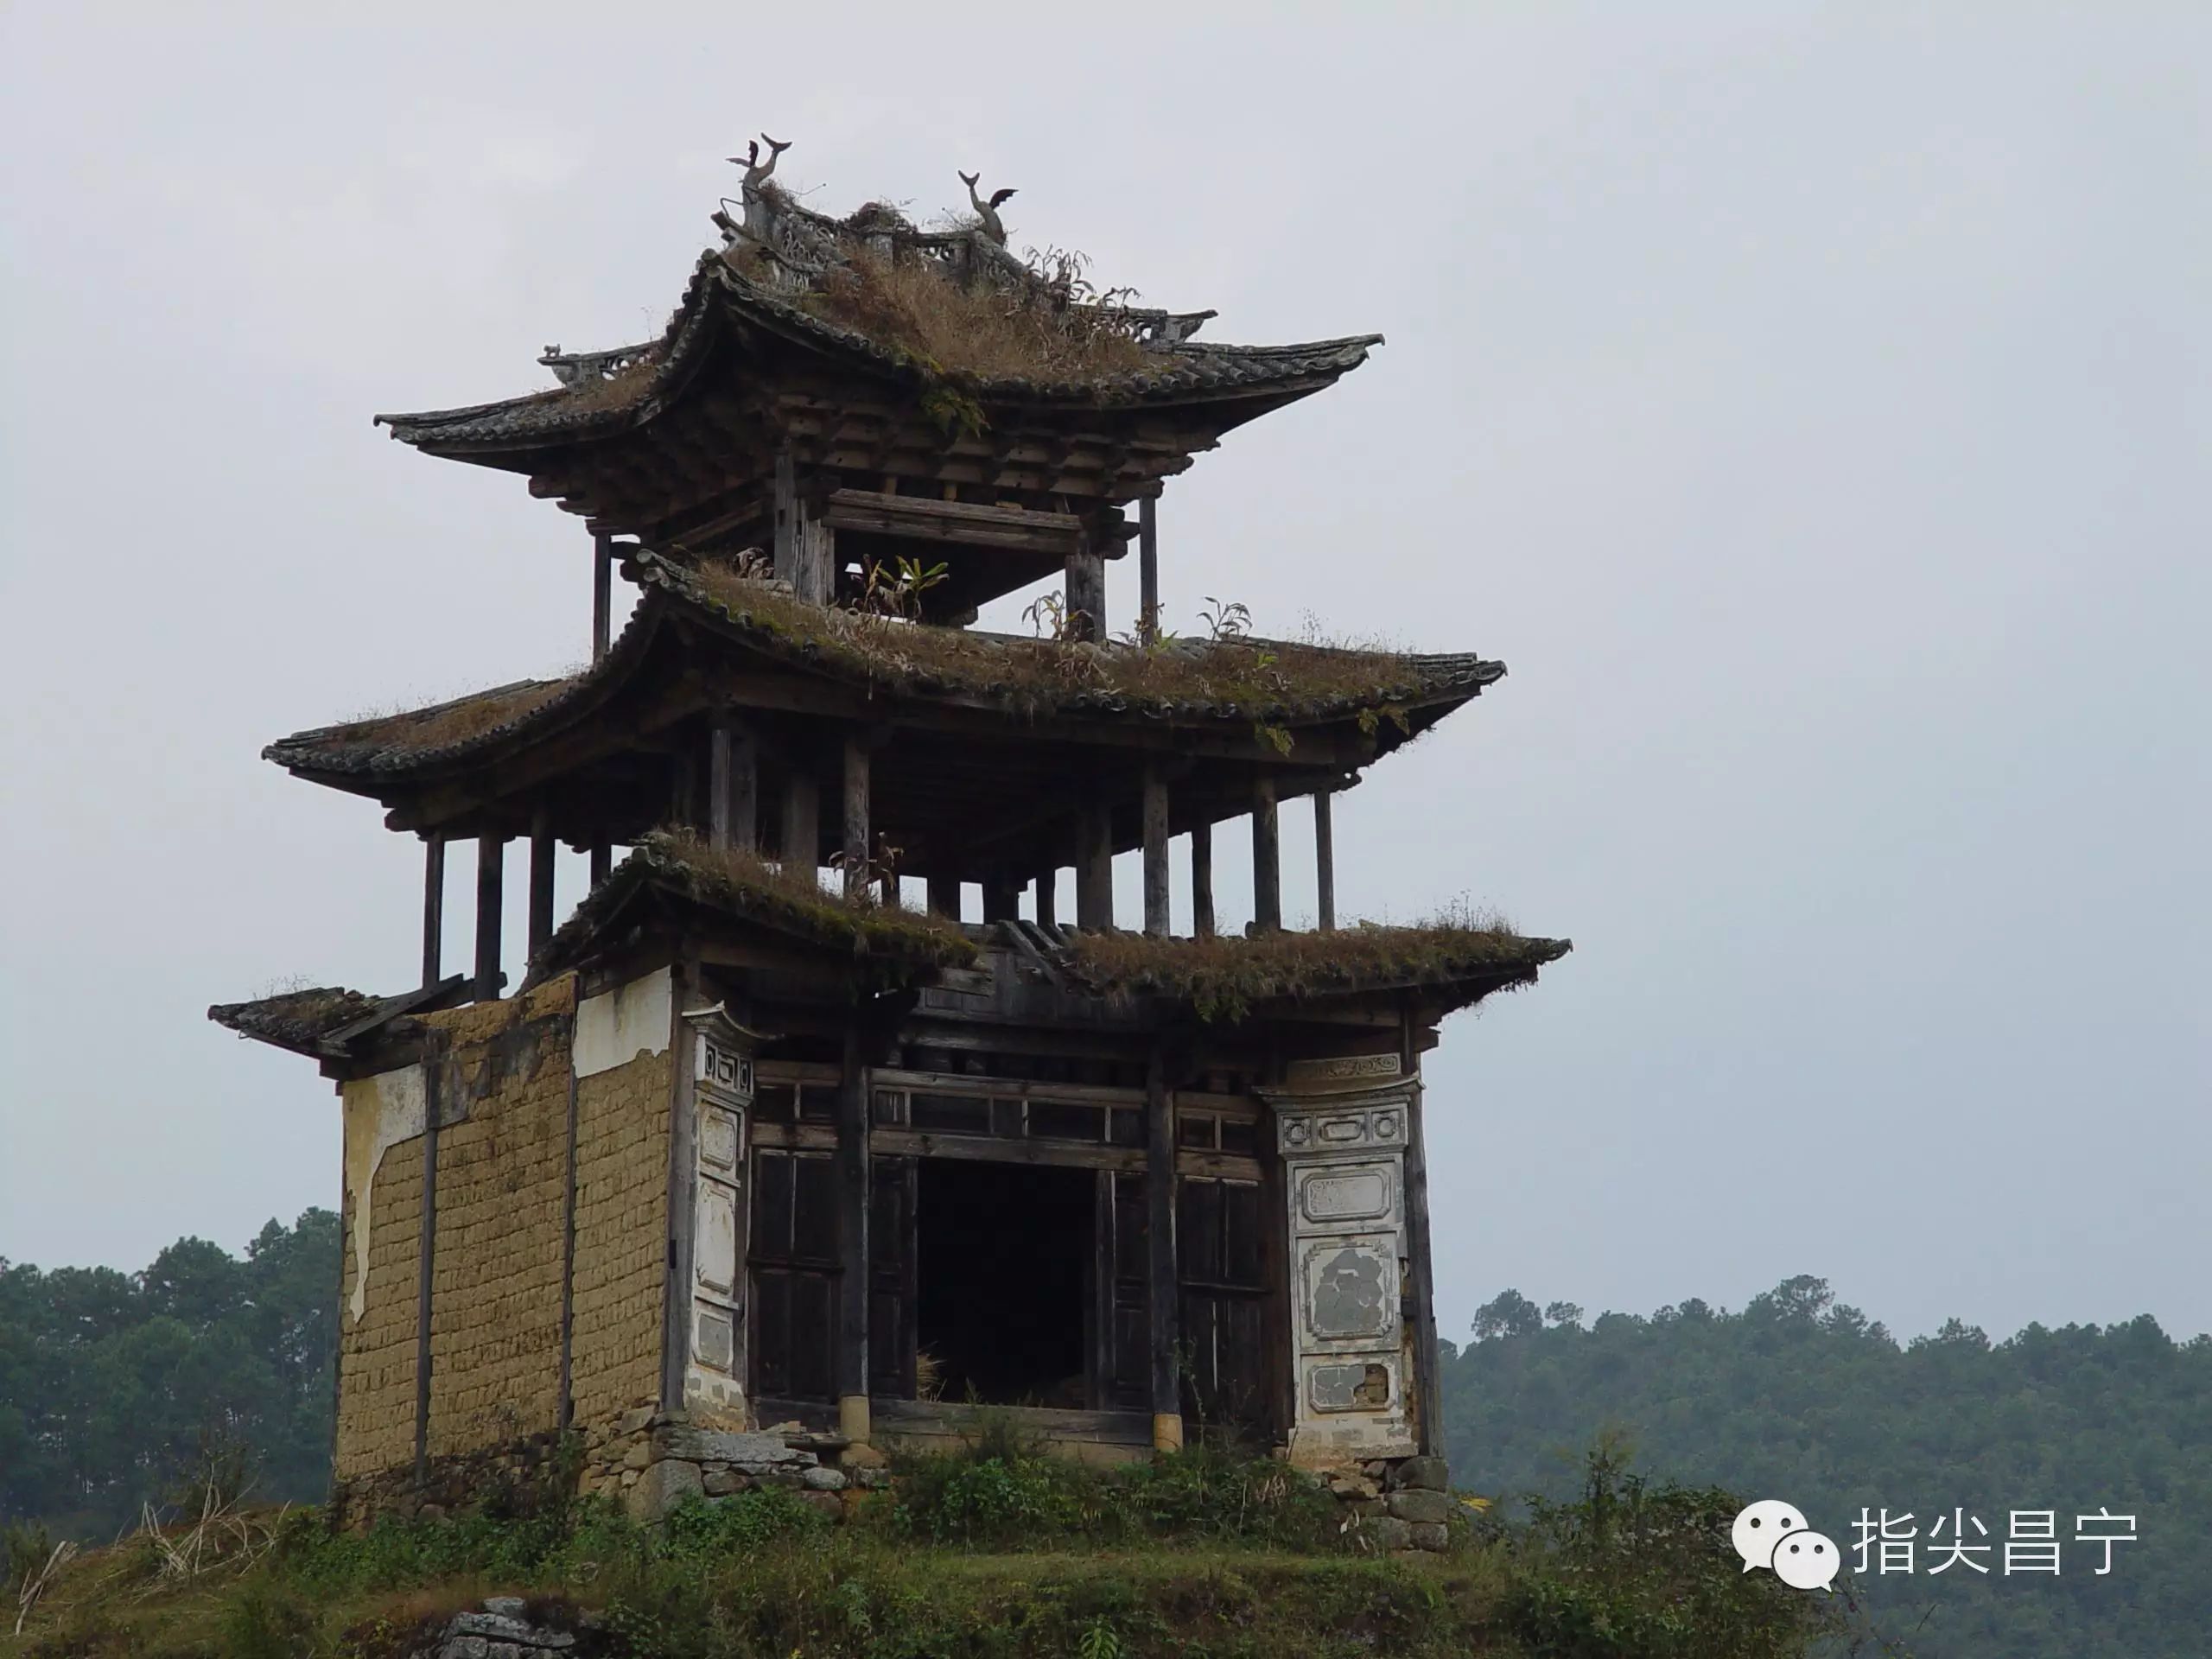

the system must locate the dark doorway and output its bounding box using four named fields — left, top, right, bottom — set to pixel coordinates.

left=914, top=1159, right=1090, bottom=1407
